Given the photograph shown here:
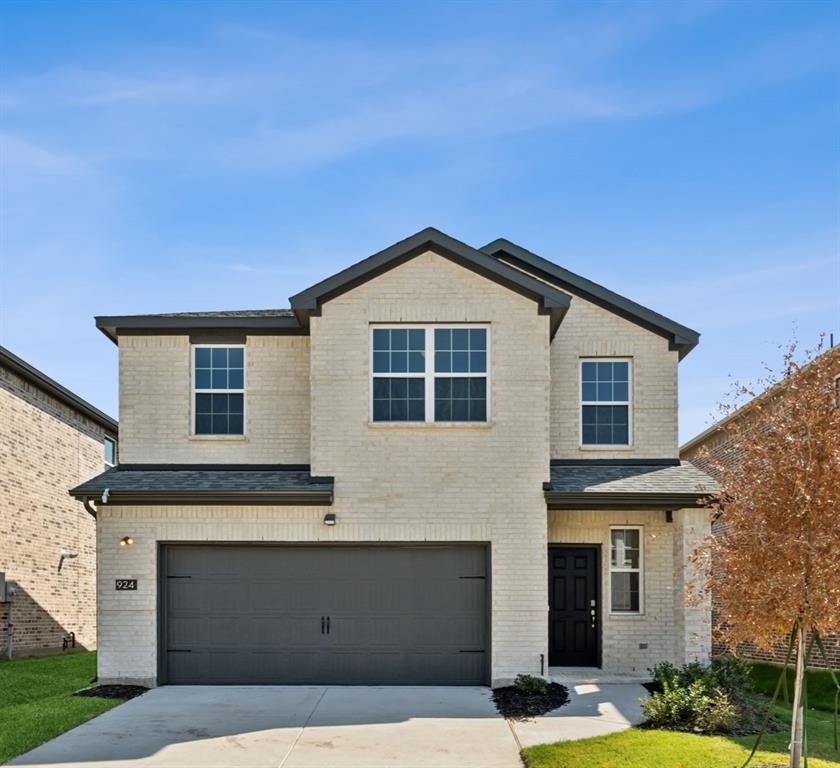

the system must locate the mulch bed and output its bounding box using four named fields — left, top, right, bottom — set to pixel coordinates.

left=74, top=685, right=149, bottom=701
left=492, top=683, right=569, bottom=720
